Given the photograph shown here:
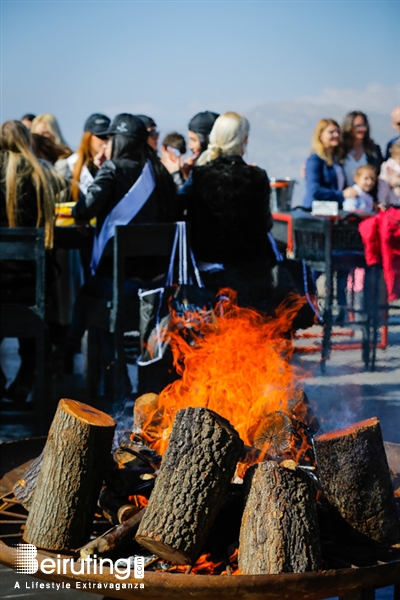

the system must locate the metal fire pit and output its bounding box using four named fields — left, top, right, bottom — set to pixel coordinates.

left=1, top=437, right=399, bottom=600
